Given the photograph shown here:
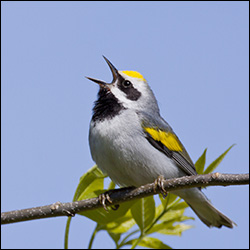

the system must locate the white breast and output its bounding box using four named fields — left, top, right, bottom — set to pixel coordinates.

left=89, top=109, right=183, bottom=187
